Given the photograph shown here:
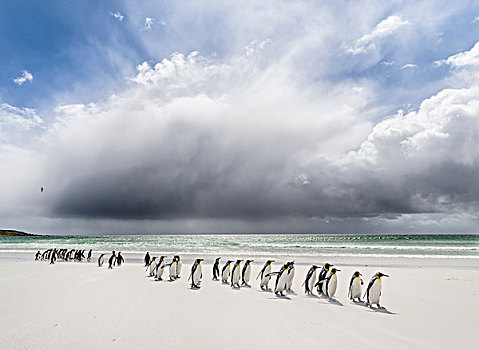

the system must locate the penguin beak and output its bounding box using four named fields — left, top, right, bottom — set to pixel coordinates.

left=336, top=269, right=341, bottom=272
left=383, top=274, right=389, bottom=277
